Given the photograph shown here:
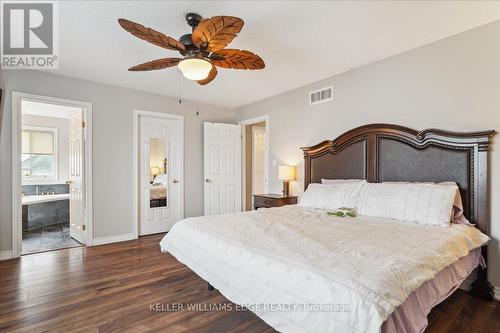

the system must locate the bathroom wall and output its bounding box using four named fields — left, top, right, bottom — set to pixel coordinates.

left=22, top=184, right=69, bottom=196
